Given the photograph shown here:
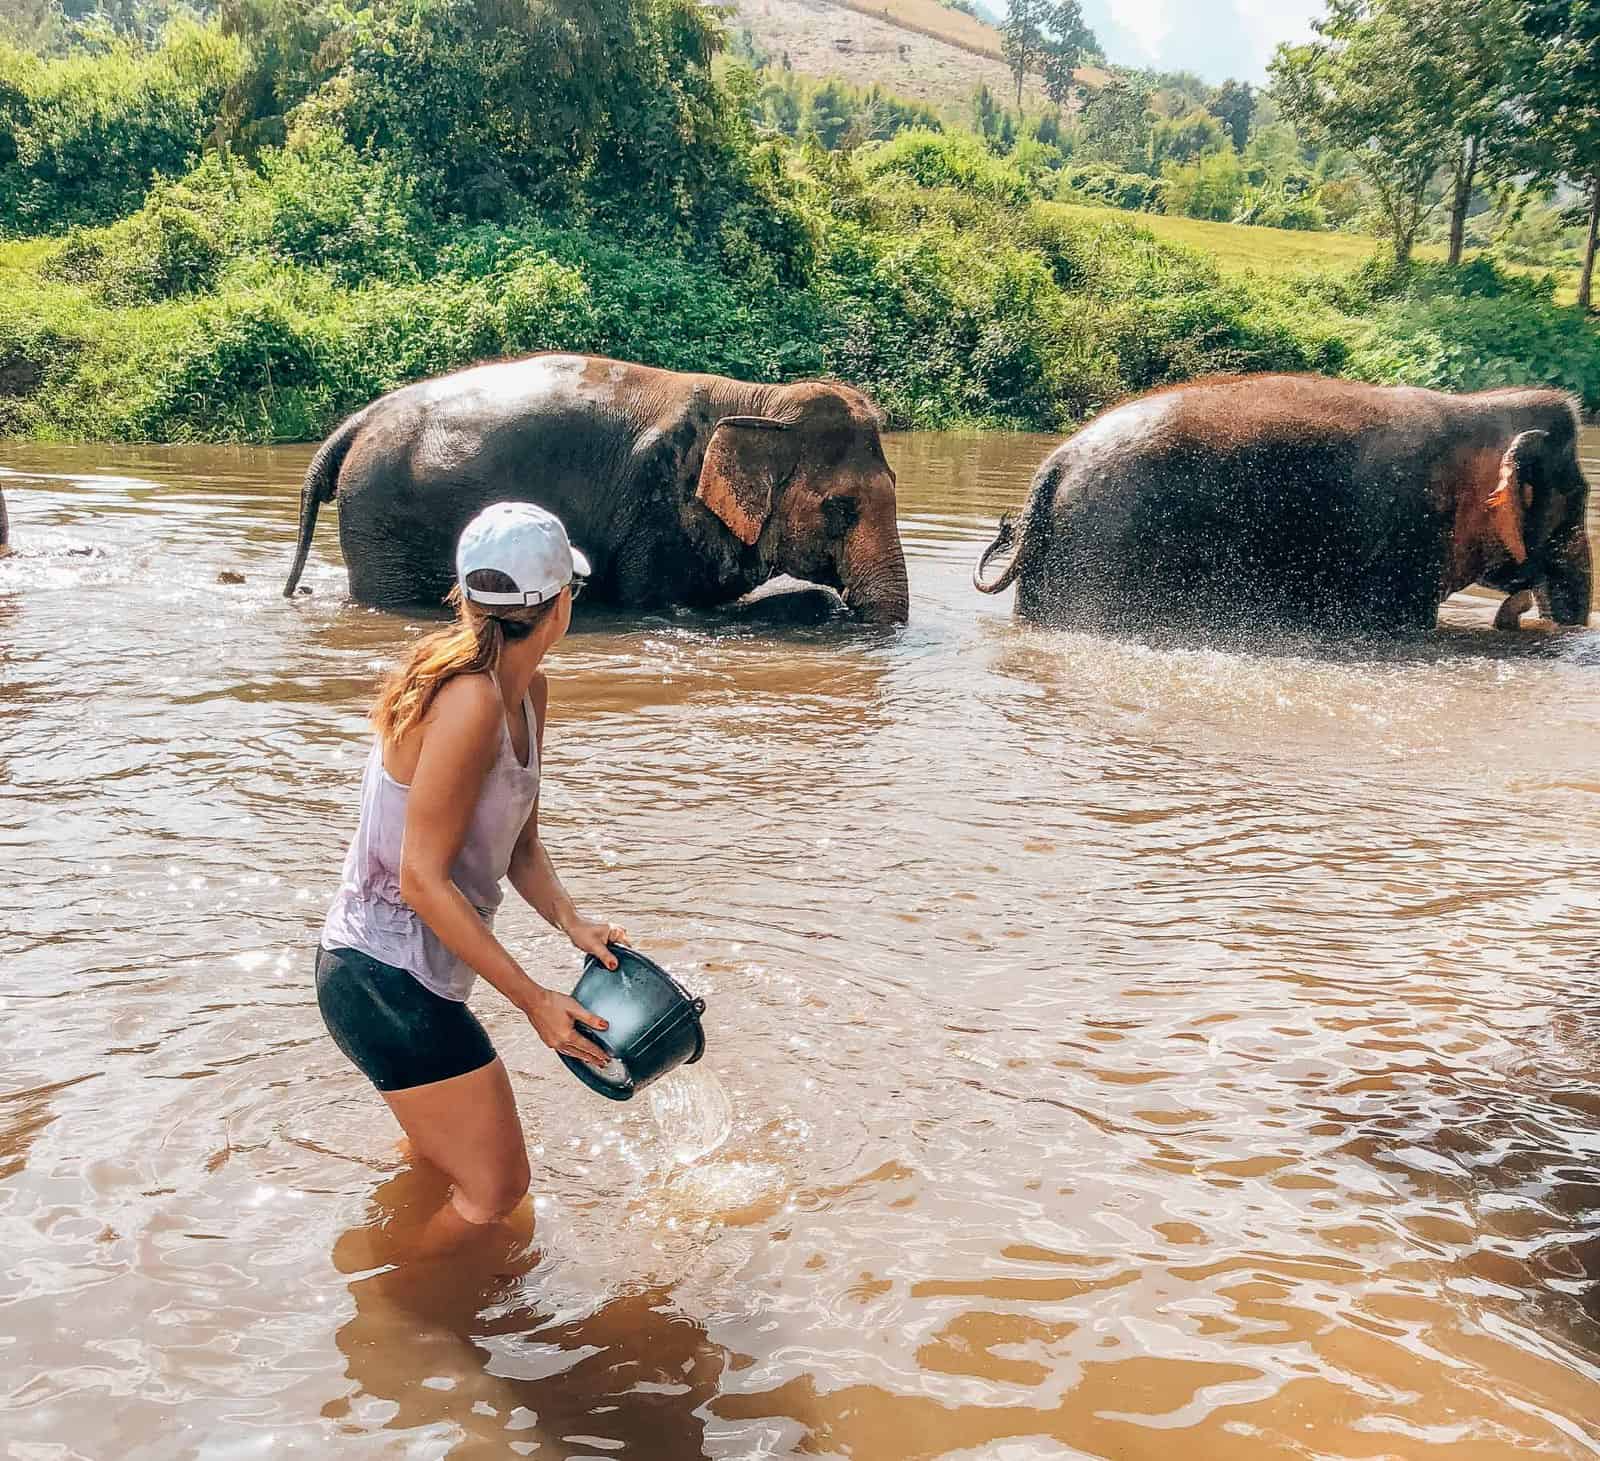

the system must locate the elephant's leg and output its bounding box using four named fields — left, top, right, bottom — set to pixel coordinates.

left=342, top=515, right=454, bottom=610
left=1494, top=590, right=1535, bottom=632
